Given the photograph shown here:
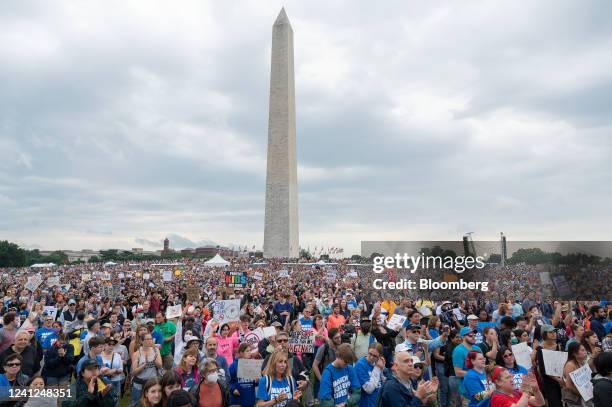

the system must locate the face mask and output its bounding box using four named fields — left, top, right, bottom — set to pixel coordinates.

left=206, top=372, right=219, bottom=383
left=53, top=327, right=61, bottom=333
left=511, top=336, right=519, bottom=345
